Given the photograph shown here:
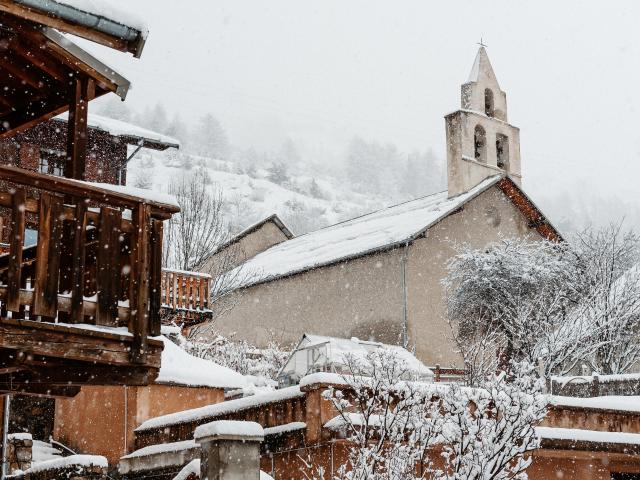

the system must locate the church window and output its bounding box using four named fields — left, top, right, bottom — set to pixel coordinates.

left=496, top=134, right=509, bottom=170
left=484, top=88, right=494, bottom=117
left=474, top=125, right=486, bottom=163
